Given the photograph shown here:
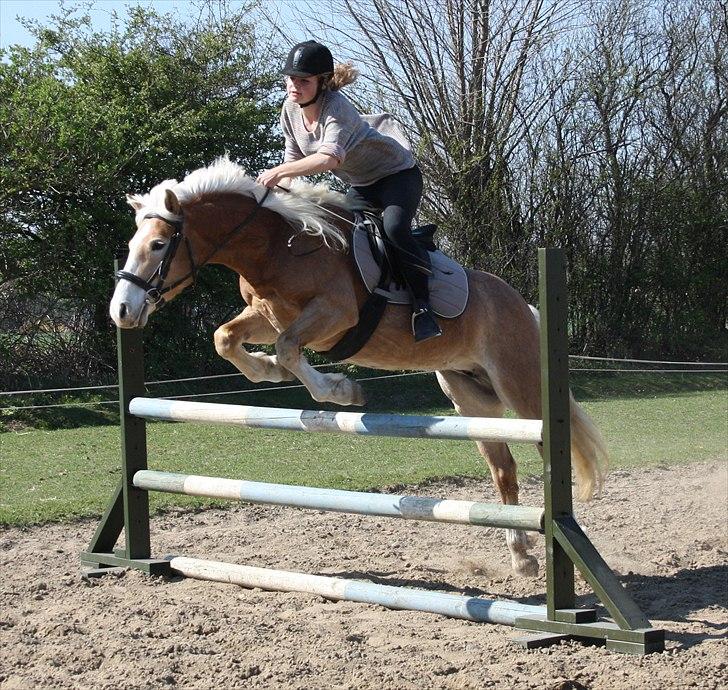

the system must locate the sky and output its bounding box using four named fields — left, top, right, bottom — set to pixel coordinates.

left=0, top=0, right=311, bottom=50
left=0, top=1, right=195, bottom=49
